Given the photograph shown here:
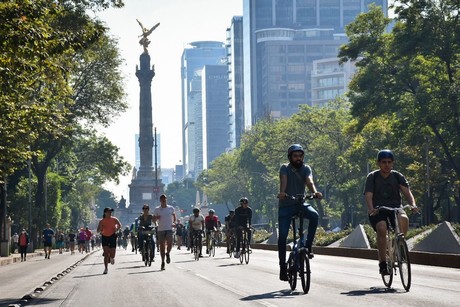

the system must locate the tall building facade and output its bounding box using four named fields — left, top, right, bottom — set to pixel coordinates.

left=226, top=16, right=245, bottom=149
left=242, top=0, right=388, bottom=124
left=181, top=41, right=227, bottom=179
left=202, top=65, right=230, bottom=169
